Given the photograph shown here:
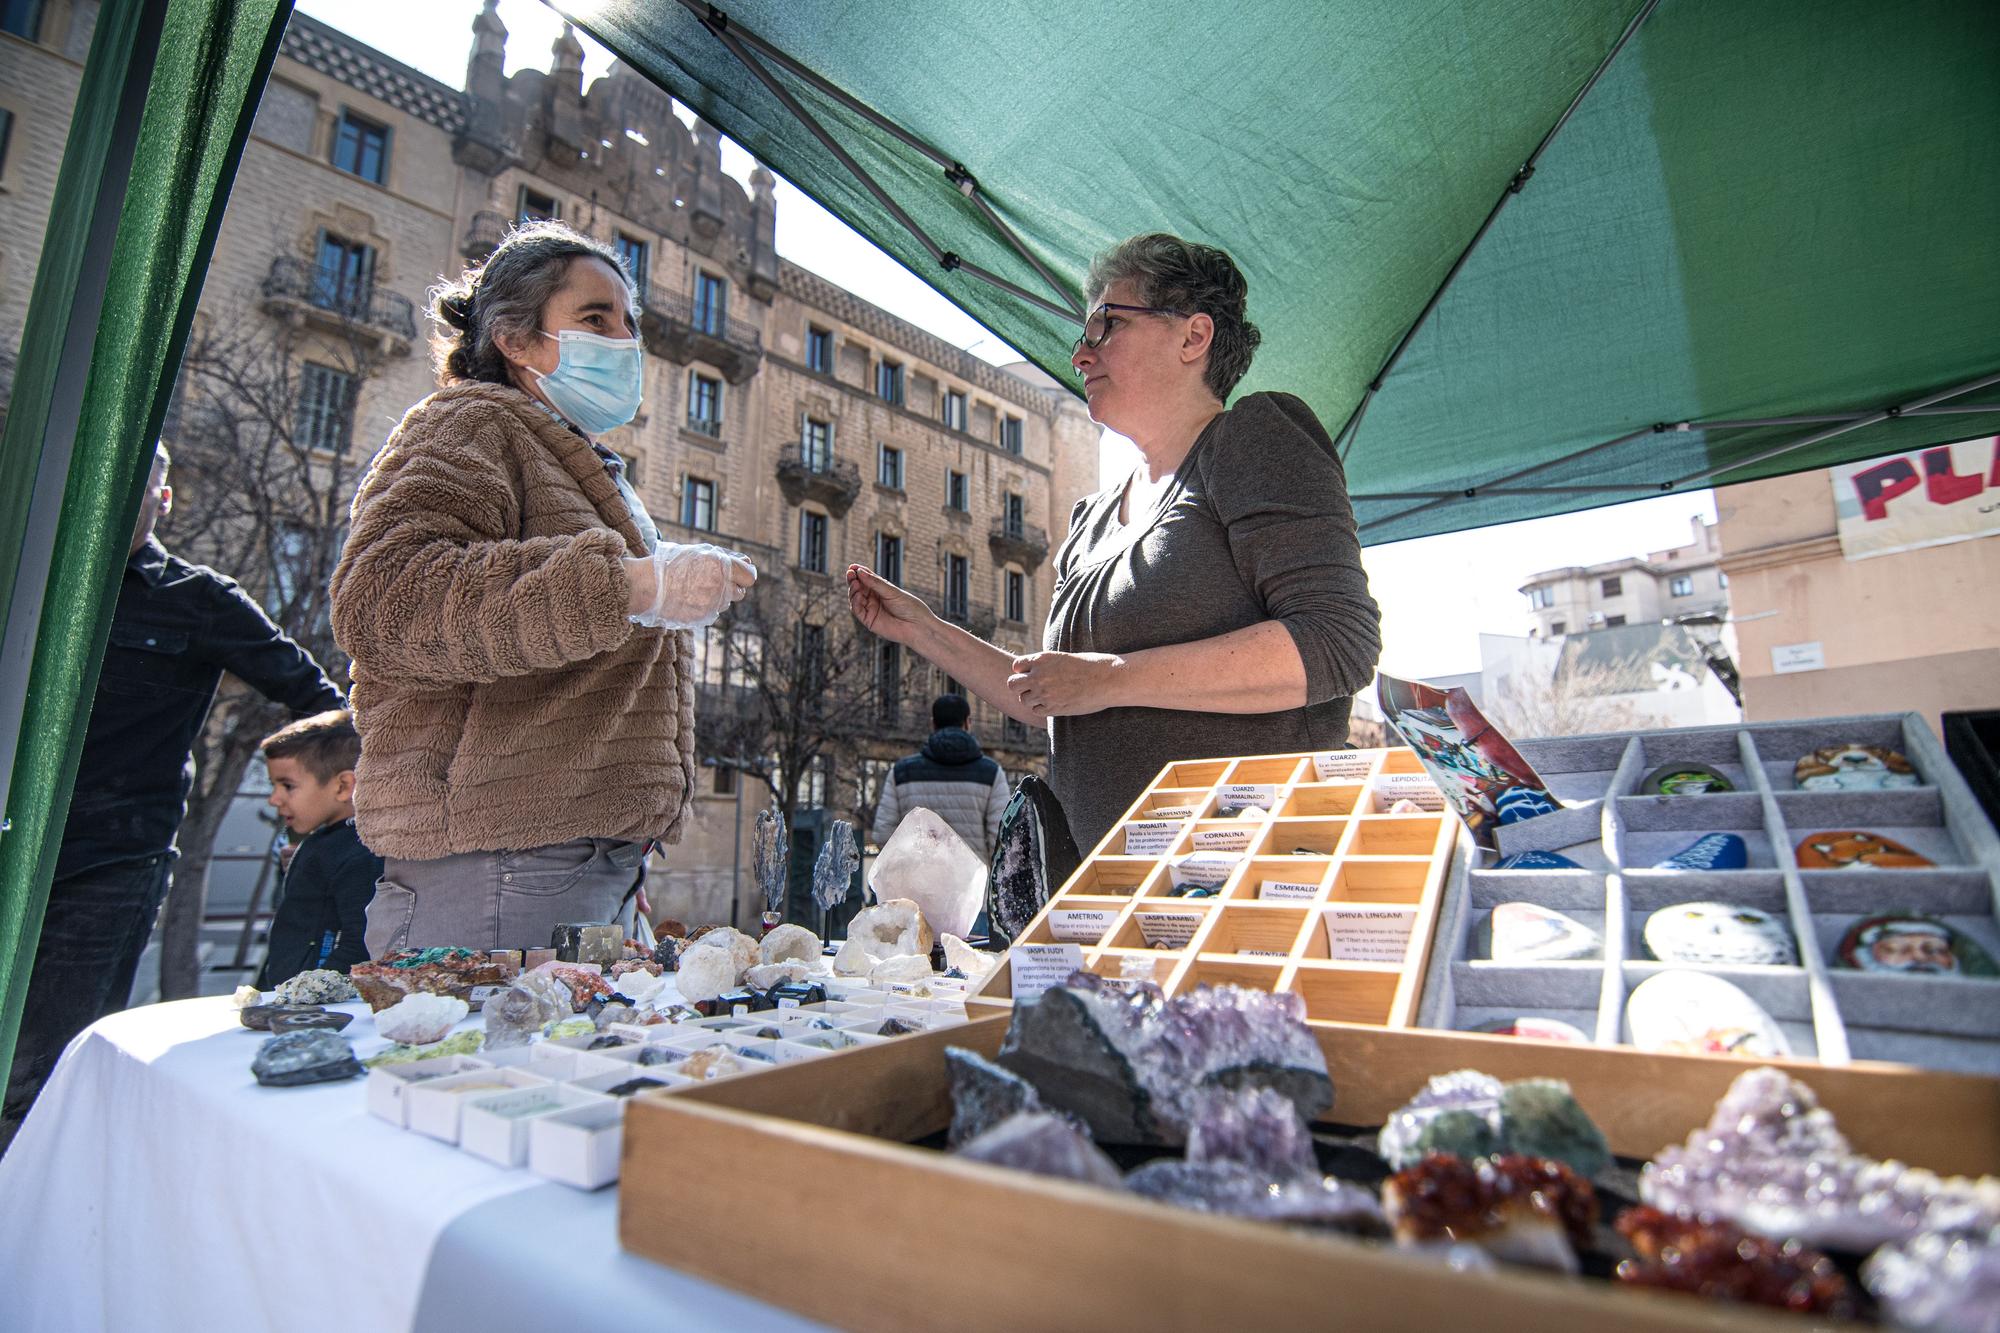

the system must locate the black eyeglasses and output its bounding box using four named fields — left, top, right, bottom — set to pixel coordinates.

left=1072, top=301, right=1188, bottom=357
